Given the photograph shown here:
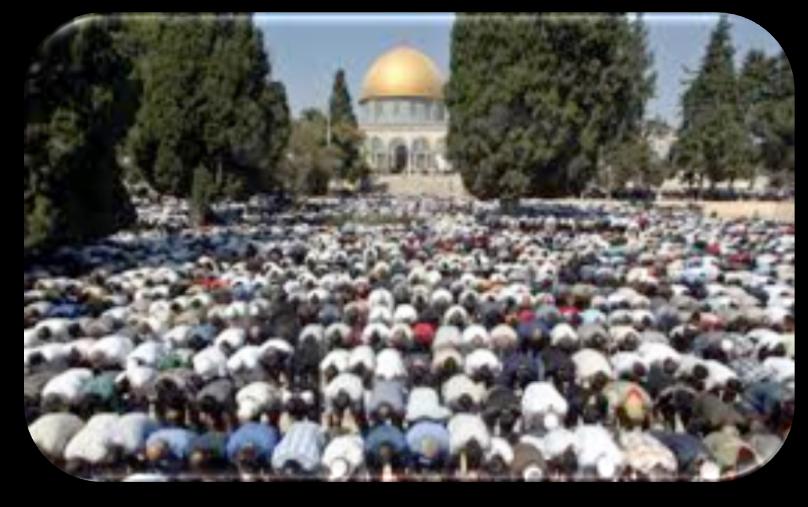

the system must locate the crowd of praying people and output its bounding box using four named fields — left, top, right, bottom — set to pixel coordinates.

left=24, top=194, right=794, bottom=481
